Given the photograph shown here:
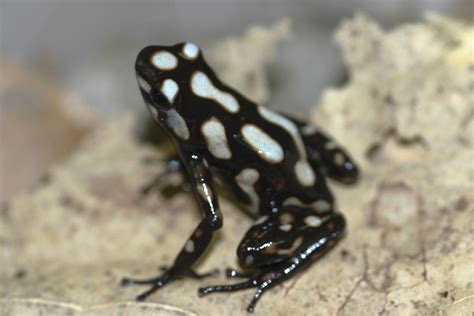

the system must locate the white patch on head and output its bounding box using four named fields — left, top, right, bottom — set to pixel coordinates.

left=166, top=109, right=190, bottom=140
left=161, top=79, right=179, bottom=104
left=182, top=42, right=199, bottom=59
left=279, top=223, right=292, bottom=232
left=185, top=240, right=195, bottom=253
left=241, top=124, right=284, bottom=163
left=146, top=103, right=159, bottom=120
left=295, top=160, right=316, bottom=186
left=235, top=168, right=260, bottom=213
left=313, top=200, right=332, bottom=213
left=151, top=51, right=178, bottom=70
left=305, top=215, right=322, bottom=227
left=334, top=152, right=346, bottom=166
left=254, top=215, right=268, bottom=225
left=137, top=75, right=151, bottom=93
left=191, top=71, right=240, bottom=113
left=201, top=117, right=232, bottom=159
